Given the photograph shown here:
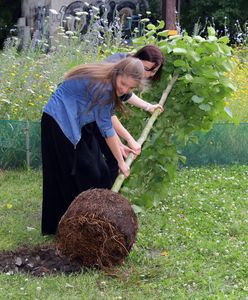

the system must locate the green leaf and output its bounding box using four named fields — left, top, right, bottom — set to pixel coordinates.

left=202, top=41, right=218, bottom=52
left=192, top=95, right=204, bottom=103
left=194, top=36, right=205, bottom=43
left=132, top=36, right=146, bottom=45
left=156, top=20, right=165, bottom=30
left=221, top=80, right=236, bottom=91
left=188, top=135, right=199, bottom=144
left=1, top=99, right=11, bottom=104
left=178, top=154, right=187, bottom=164
left=145, top=30, right=156, bottom=37
left=222, top=61, right=233, bottom=72
left=207, top=26, right=216, bottom=36
left=199, top=103, right=211, bottom=111
left=184, top=74, right=194, bottom=82
left=157, top=30, right=169, bottom=37
left=187, top=50, right=200, bottom=62
left=218, top=36, right=230, bottom=44
left=147, top=23, right=156, bottom=30
left=173, top=59, right=187, bottom=67
left=202, top=69, right=220, bottom=79
left=172, top=48, right=188, bottom=55
left=208, top=36, right=218, bottom=42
